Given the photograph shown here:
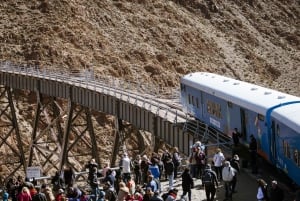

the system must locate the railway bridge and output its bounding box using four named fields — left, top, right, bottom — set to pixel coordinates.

left=0, top=61, right=230, bottom=183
